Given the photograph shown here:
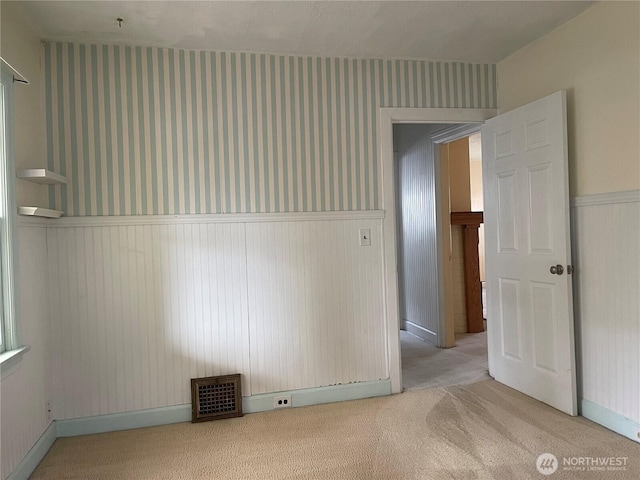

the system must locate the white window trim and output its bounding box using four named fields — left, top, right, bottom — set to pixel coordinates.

left=0, top=345, right=30, bottom=378
left=0, top=61, right=25, bottom=371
